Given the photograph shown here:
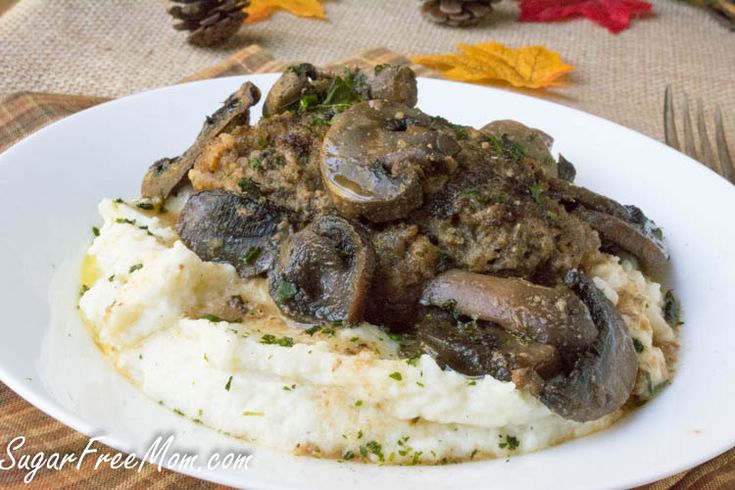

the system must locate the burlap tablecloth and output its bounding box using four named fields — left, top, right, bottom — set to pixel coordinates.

left=1, top=1, right=734, bottom=488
